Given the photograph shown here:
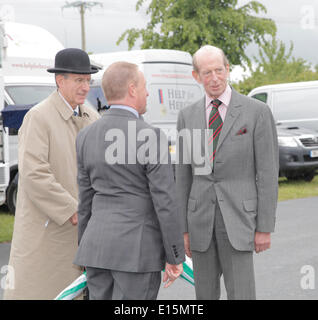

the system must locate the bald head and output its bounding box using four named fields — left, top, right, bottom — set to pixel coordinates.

left=193, top=45, right=229, bottom=73
left=102, top=61, right=140, bottom=102
left=192, top=45, right=230, bottom=99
